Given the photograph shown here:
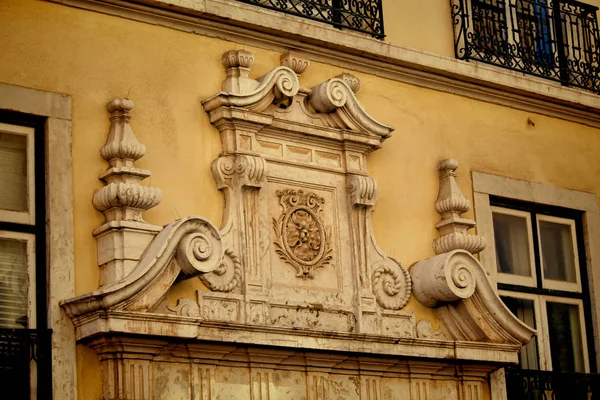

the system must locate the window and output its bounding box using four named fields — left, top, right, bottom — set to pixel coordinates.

left=490, top=197, right=598, bottom=398
left=451, top=0, right=600, bottom=94
left=0, top=113, right=50, bottom=399
left=235, top=0, right=385, bottom=39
